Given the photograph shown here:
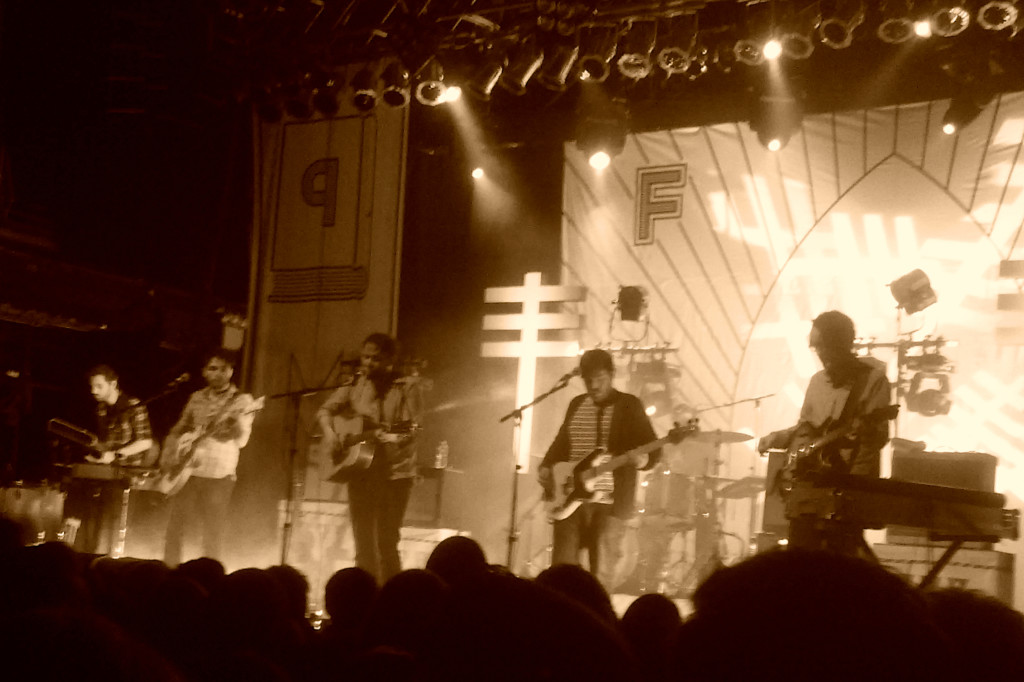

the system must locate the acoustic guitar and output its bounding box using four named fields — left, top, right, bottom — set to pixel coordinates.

left=154, top=395, right=265, bottom=496
left=321, top=415, right=417, bottom=483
